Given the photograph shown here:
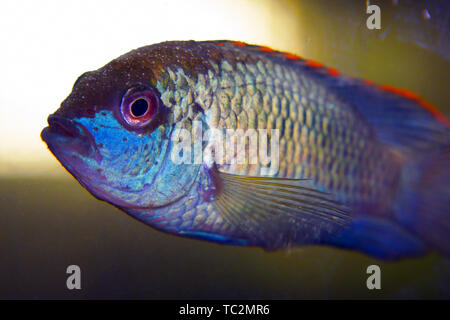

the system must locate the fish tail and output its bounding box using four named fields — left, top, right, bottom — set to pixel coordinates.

left=394, top=145, right=450, bottom=256
left=321, top=80, right=450, bottom=259
left=342, top=79, right=450, bottom=256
